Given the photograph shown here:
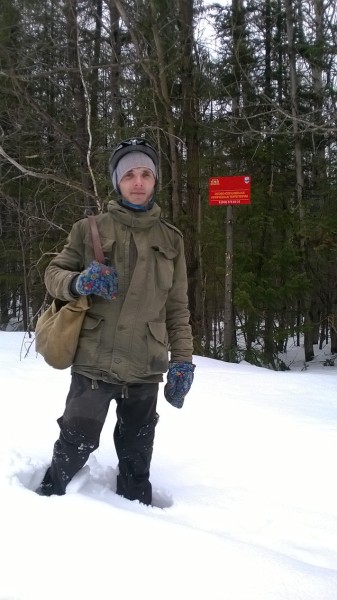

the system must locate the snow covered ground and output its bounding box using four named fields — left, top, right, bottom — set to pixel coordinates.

left=1, top=332, right=337, bottom=600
